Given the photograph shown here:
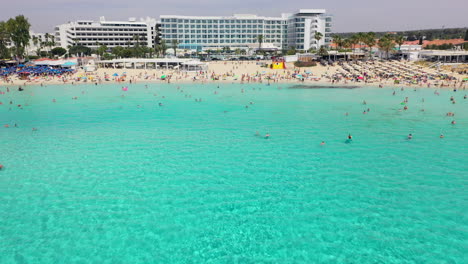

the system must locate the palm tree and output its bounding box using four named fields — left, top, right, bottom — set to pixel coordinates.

left=50, top=35, right=55, bottom=48
left=314, top=32, right=323, bottom=49
left=154, top=45, right=161, bottom=58
left=394, top=35, right=405, bottom=51
left=355, top=32, right=366, bottom=53
left=32, top=36, right=39, bottom=56
left=342, top=38, right=351, bottom=61
left=332, top=35, right=343, bottom=50
left=378, top=34, right=395, bottom=59
left=349, top=34, right=359, bottom=59
left=363, top=32, right=376, bottom=59
left=44, top=33, right=50, bottom=56
left=171, top=39, right=179, bottom=57
left=257, top=35, right=263, bottom=54
left=159, top=41, right=167, bottom=57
